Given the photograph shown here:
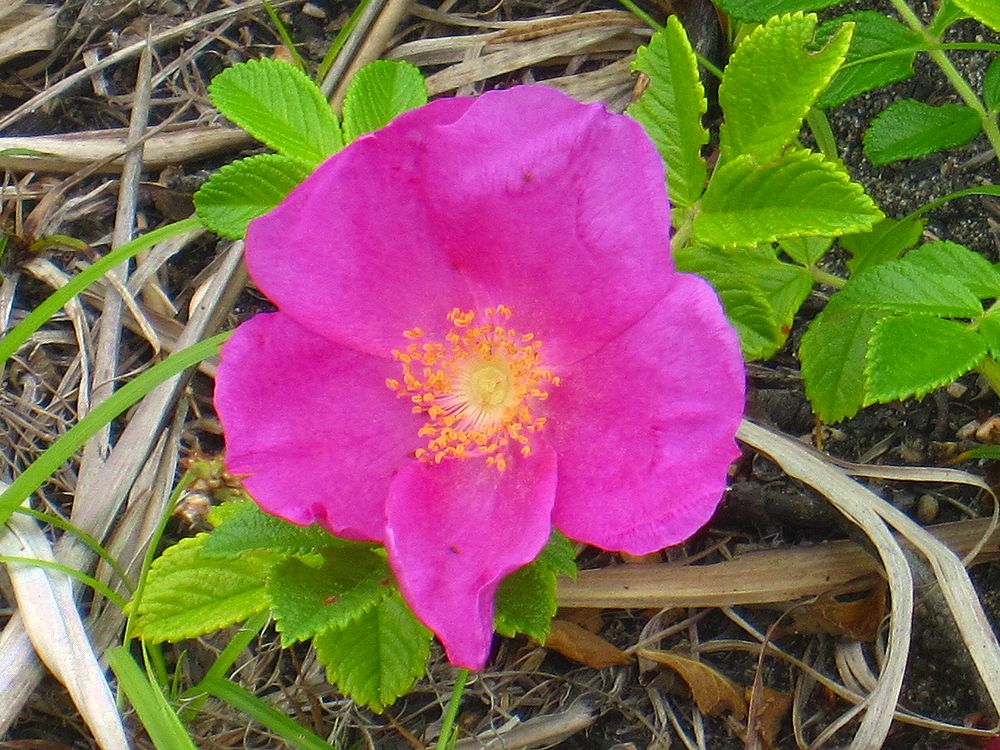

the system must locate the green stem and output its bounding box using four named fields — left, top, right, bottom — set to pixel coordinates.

left=810, top=267, right=846, bottom=289
left=435, top=668, right=470, bottom=750
left=976, top=355, right=1000, bottom=398
left=617, top=0, right=663, bottom=30
left=887, top=0, right=1000, bottom=163
left=670, top=208, right=696, bottom=254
